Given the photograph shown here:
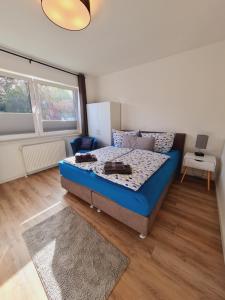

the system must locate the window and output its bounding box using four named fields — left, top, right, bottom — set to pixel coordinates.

left=37, top=82, right=79, bottom=132
left=0, top=75, right=35, bottom=135
left=0, top=75, right=32, bottom=113
left=0, top=71, right=80, bottom=139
